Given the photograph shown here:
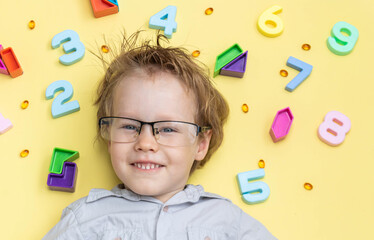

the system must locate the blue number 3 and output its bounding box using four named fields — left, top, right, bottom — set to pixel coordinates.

left=52, top=30, right=85, bottom=65
left=46, top=80, right=80, bottom=118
